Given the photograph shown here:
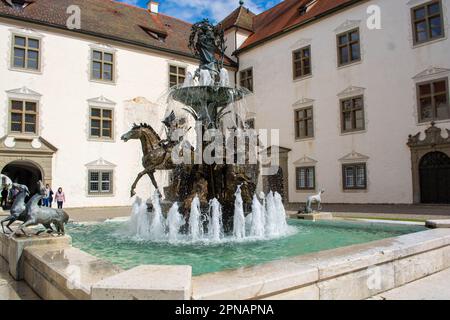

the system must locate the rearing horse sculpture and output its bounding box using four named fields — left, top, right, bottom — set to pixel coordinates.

left=121, top=123, right=176, bottom=197
left=1, top=183, right=29, bottom=233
